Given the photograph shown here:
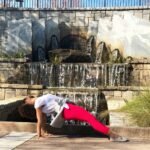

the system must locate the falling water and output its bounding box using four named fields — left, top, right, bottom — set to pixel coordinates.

left=51, top=91, right=105, bottom=125
left=26, top=63, right=130, bottom=87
